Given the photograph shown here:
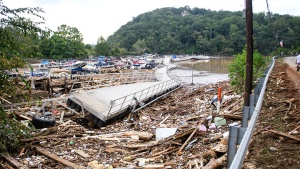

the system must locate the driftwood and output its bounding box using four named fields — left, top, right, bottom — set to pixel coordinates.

left=204, top=153, right=227, bottom=169
left=269, top=130, right=300, bottom=142
left=149, top=147, right=179, bottom=158
left=34, top=146, right=84, bottom=169
left=18, top=147, right=25, bottom=157
left=224, top=99, right=241, bottom=111
left=177, top=115, right=208, bottom=154
left=158, top=115, right=170, bottom=125
left=223, top=114, right=242, bottom=120
left=202, top=134, right=223, bottom=144
left=0, top=154, right=29, bottom=169
left=35, top=127, right=58, bottom=137
left=20, top=133, right=83, bottom=142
